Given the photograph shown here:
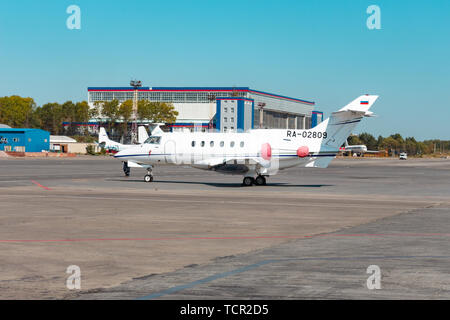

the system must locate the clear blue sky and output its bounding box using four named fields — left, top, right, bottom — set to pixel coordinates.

left=0, top=0, right=449, bottom=139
